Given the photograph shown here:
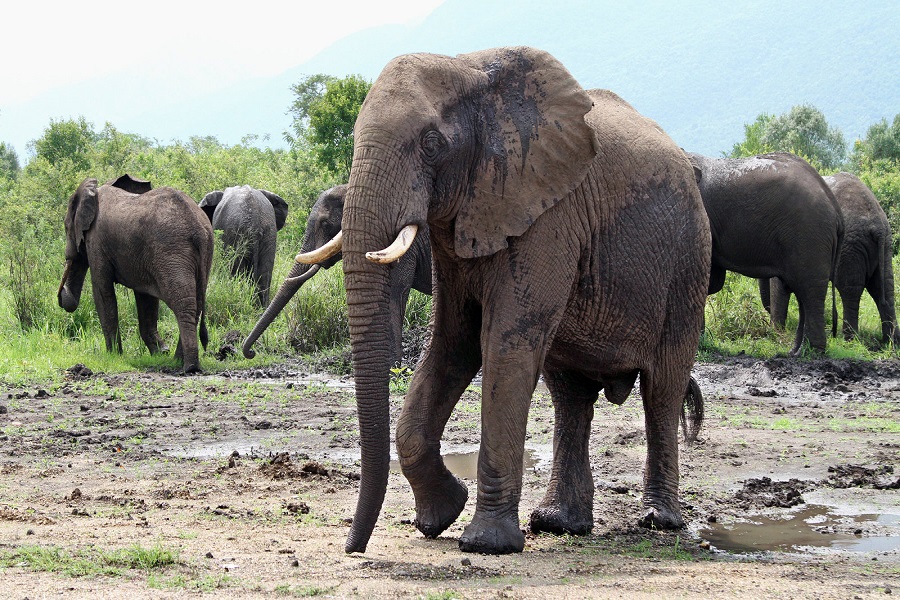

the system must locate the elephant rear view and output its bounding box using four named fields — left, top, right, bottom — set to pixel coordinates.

left=687, top=152, right=844, bottom=355
left=763, top=172, right=898, bottom=346
left=200, top=185, right=289, bottom=306
left=58, top=175, right=213, bottom=373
